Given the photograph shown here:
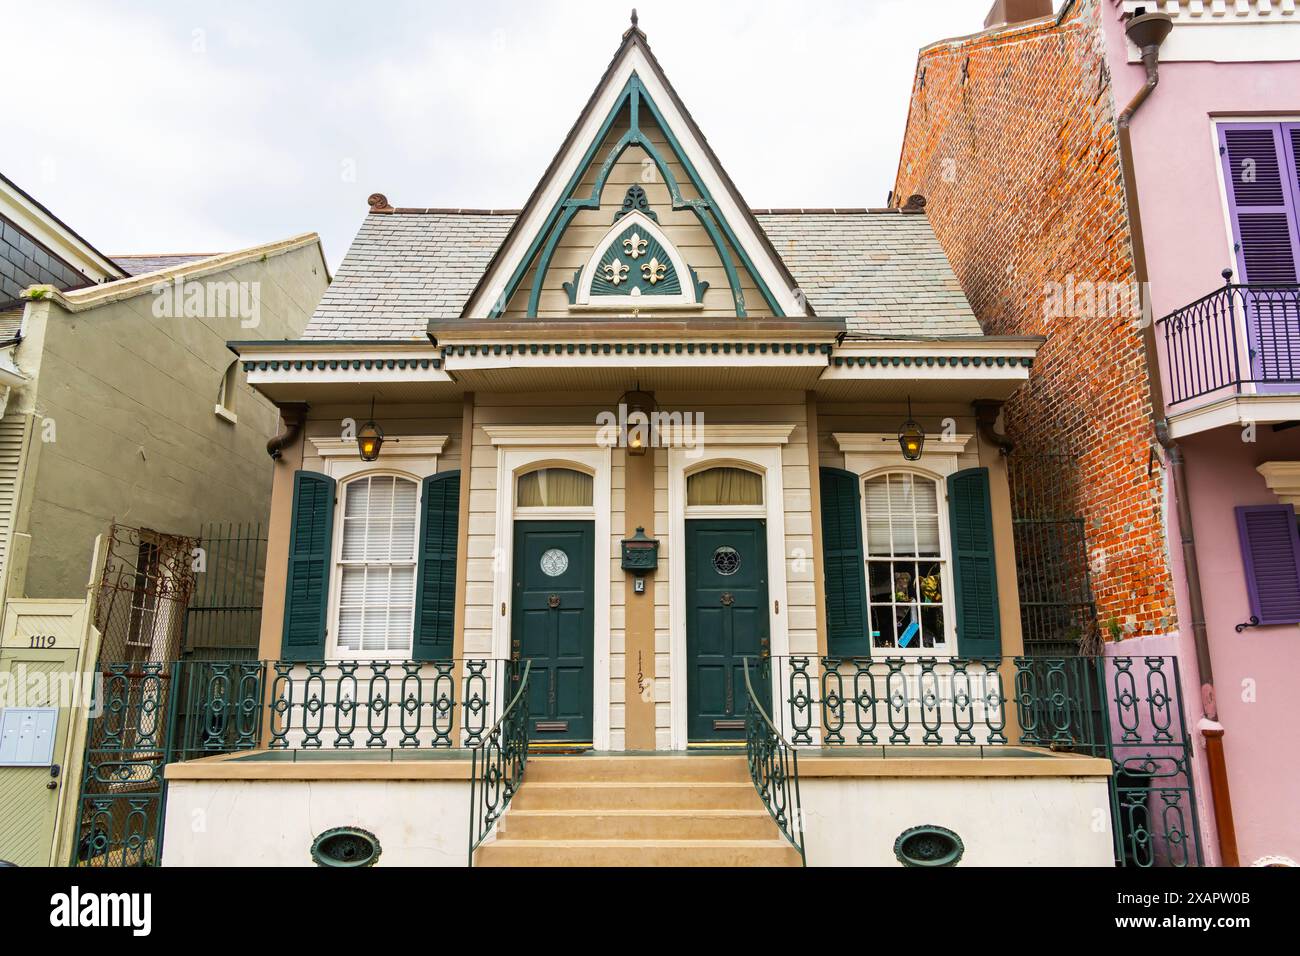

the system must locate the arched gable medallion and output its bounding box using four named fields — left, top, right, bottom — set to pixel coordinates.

left=566, top=204, right=708, bottom=307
